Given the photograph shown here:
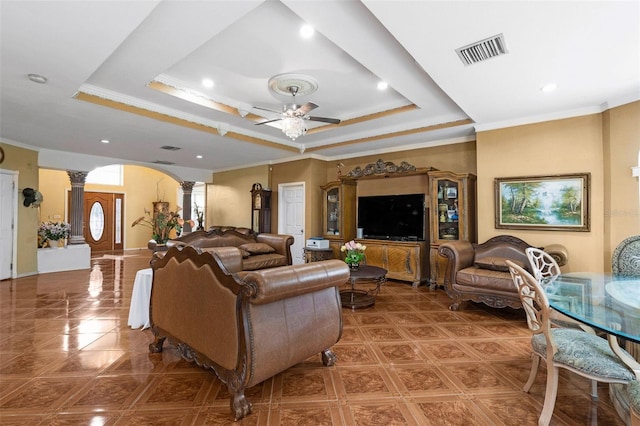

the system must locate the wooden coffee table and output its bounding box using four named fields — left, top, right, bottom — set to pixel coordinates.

left=340, top=265, right=387, bottom=309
